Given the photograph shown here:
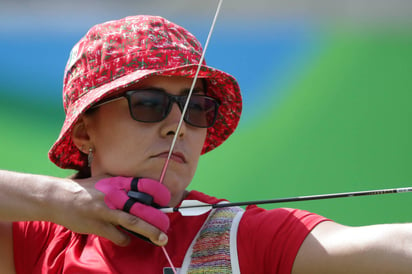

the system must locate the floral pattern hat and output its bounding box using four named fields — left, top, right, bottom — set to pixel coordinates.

left=49, top=15, right=242, bottom=170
